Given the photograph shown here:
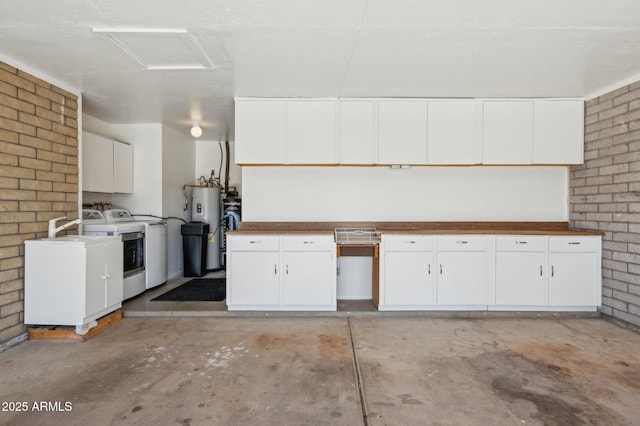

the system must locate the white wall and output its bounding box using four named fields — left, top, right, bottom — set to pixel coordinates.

left=111, top=124, right=163, bottom=216
left=82, top=115, right=197, bottom=279
left=195, top=140, right=242, bottom=195
left=242, top=166, right=568, bottom=221
left=162, top=125, right=196, bottom=278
